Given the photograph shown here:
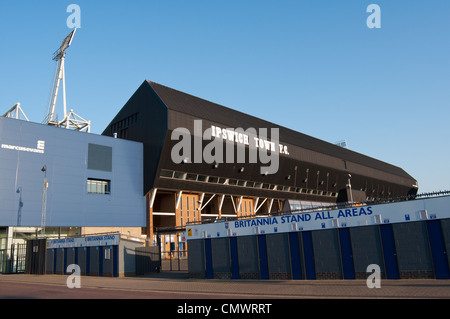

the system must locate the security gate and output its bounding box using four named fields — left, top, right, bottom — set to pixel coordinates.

left=156, top=226, right=188, bottom=272
left=0, top=243, right=27, bottom=274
